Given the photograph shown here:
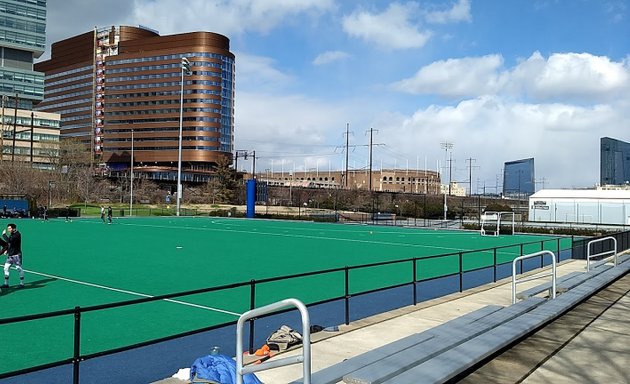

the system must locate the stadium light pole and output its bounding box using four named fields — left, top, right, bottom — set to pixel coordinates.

left=176, top=57, right=191, bottom=216
left=129, top=129, right=134, bottom=216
